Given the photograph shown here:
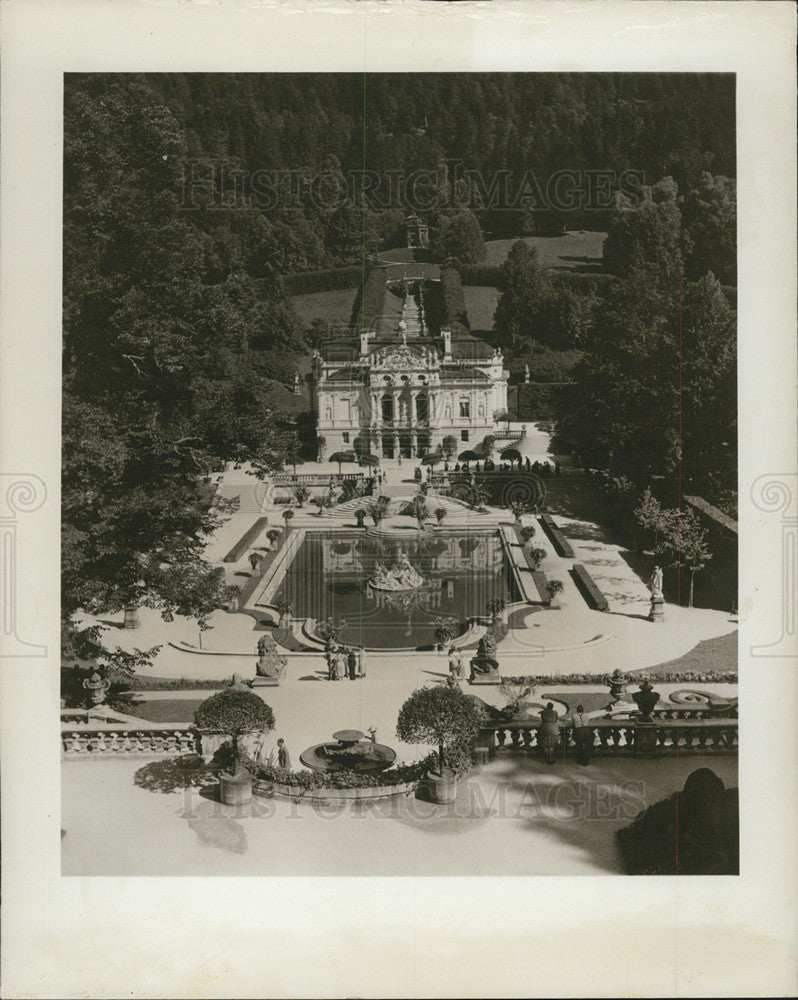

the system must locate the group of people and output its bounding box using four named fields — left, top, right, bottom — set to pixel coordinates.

left=538, top=702, right=594, bottom=766
left=444, top=458, right=560, bottom=476
left=325, top=644, right=366, bottom=681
